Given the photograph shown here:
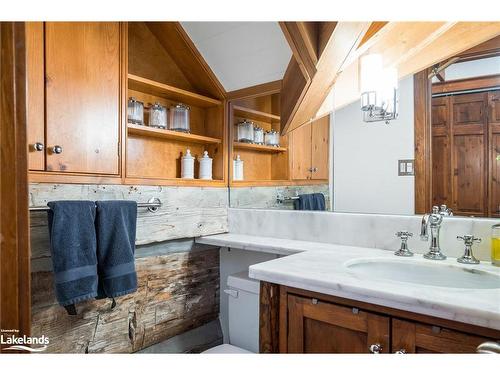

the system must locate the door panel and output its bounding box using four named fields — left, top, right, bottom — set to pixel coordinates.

left=311, top=115, right=329, bottom=180
left=286, top=294, right=390, bottom=353
left=489, top=92, right=500, bottom=217
left=392, top=319, right=491, bottom=353
left=25, top=22, right=45, bottom=171
left=290, top=123, right=312, bottom=180
left=431, top=96, right=451, bottom=207
left=45, top=22, right=120, bottom=174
